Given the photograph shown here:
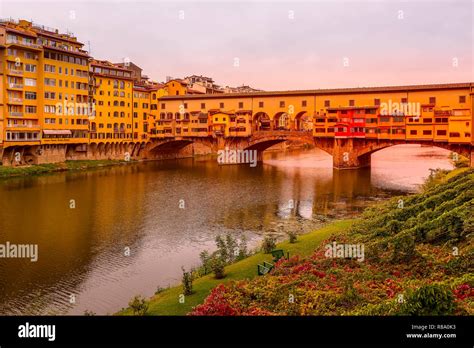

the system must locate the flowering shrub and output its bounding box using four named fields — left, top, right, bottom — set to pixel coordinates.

left=190, top=170, right=474, bottom=316
left=190, top=236, right=473, bottom=316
